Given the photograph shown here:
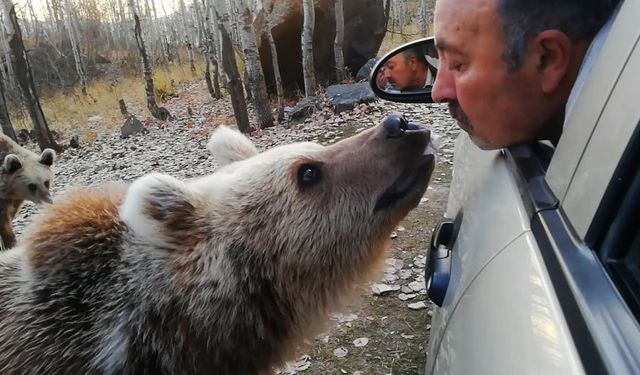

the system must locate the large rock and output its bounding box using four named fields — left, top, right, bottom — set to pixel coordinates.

left=256, top=0, right=386, bottom=95
left=355, top=58, right=378, bottom=82
left=325, top=82, right=376, bottom=114
left=120, top=115, right=148, bottom=139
